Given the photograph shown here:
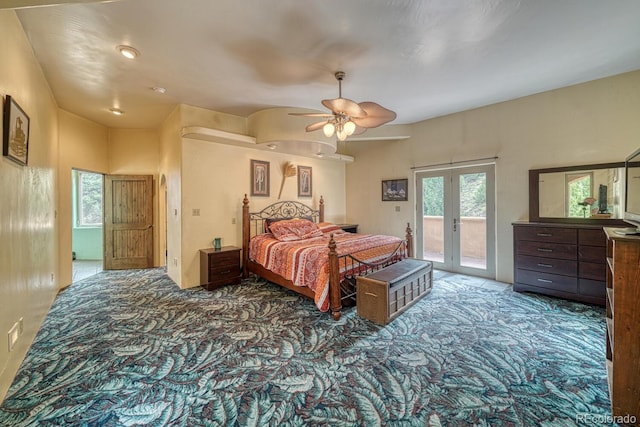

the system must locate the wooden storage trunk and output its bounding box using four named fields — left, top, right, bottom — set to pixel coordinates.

left=356, top=258, right=433, bottom=325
